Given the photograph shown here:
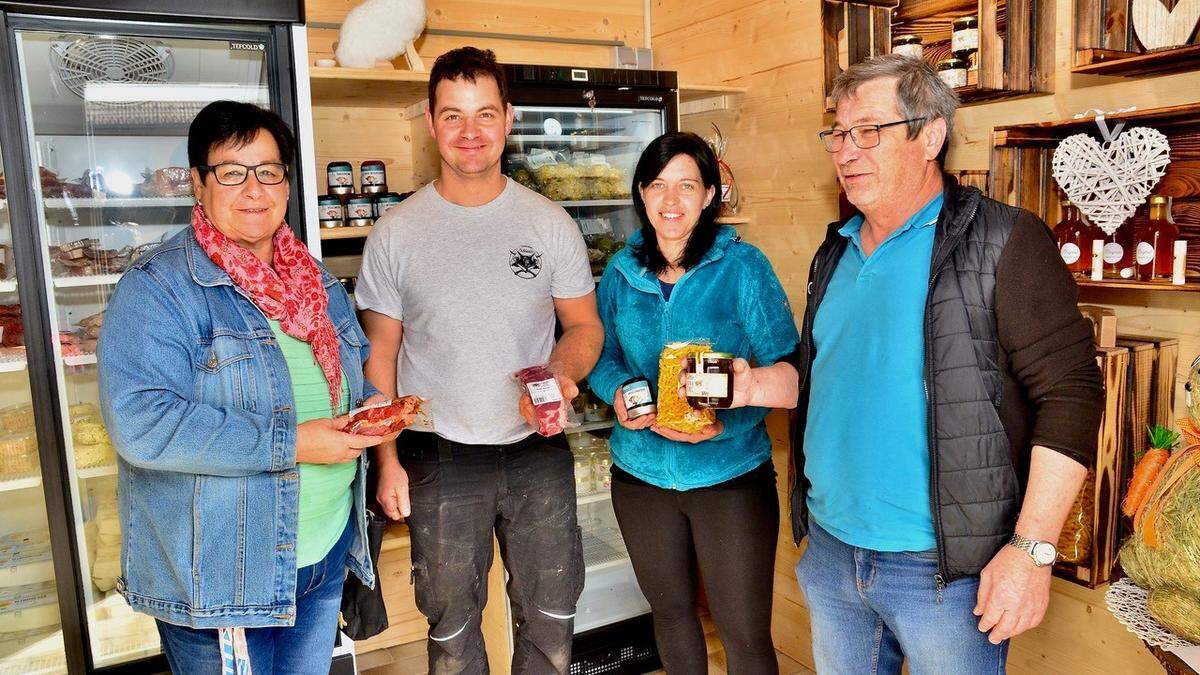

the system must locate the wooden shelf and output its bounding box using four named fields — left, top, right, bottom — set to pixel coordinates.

left=1073, top=45, right=1200, bottom=76
left=716, top=215, right=750, bottom=225
left=319, top=225, right=373, bottom=240
left=308, top=66, right=429, bottom=107
left=678, top=83, right=747, bottom=103
left=994, top=102, right=1200, bottom=147
left=1076, top=279, right=1200, bottom=293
